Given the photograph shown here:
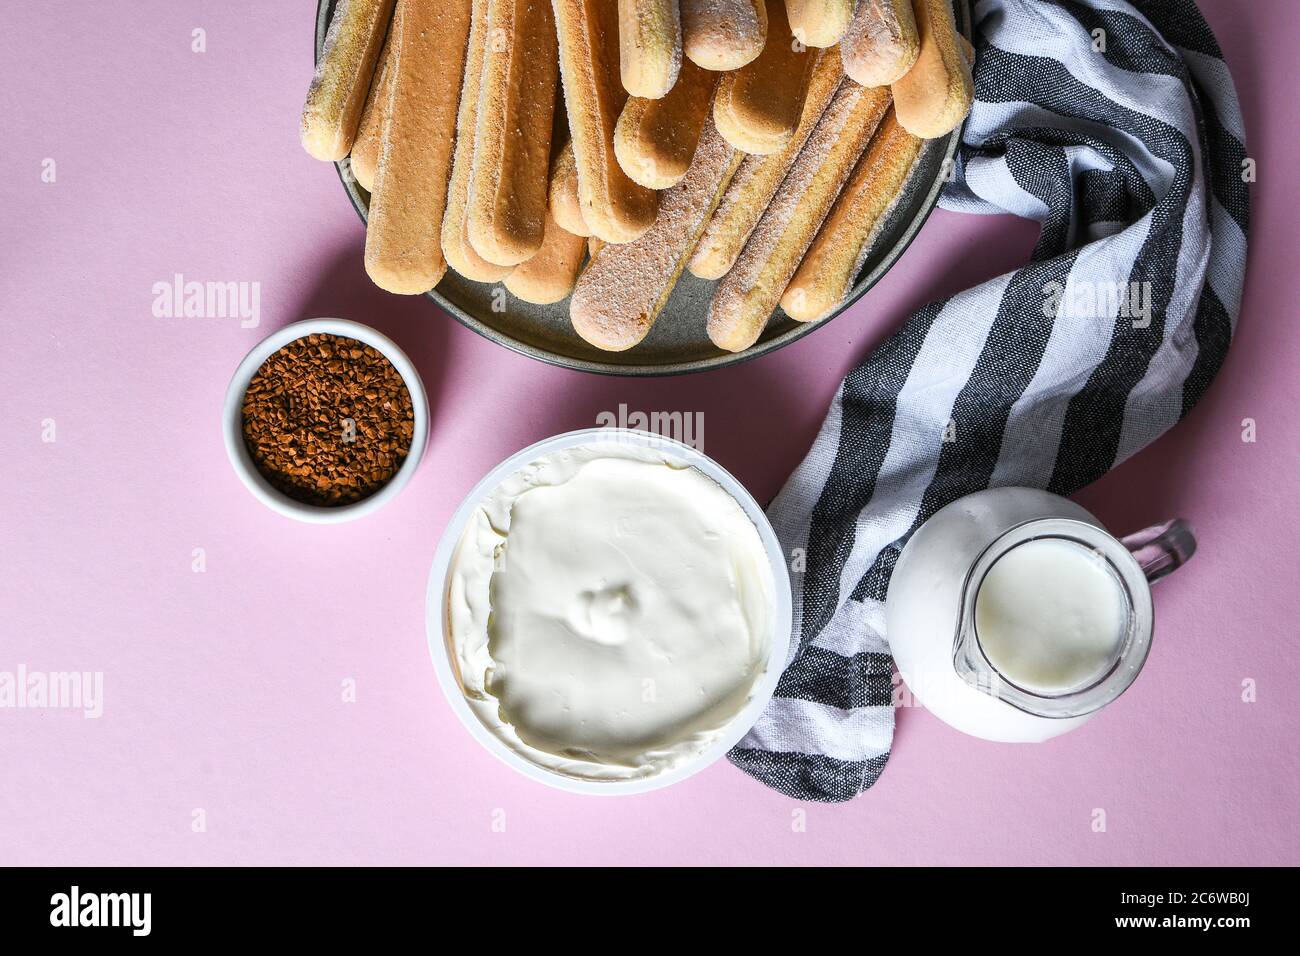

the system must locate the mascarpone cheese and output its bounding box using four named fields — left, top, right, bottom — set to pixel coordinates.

left=445, top=442, right=774, bottom=781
